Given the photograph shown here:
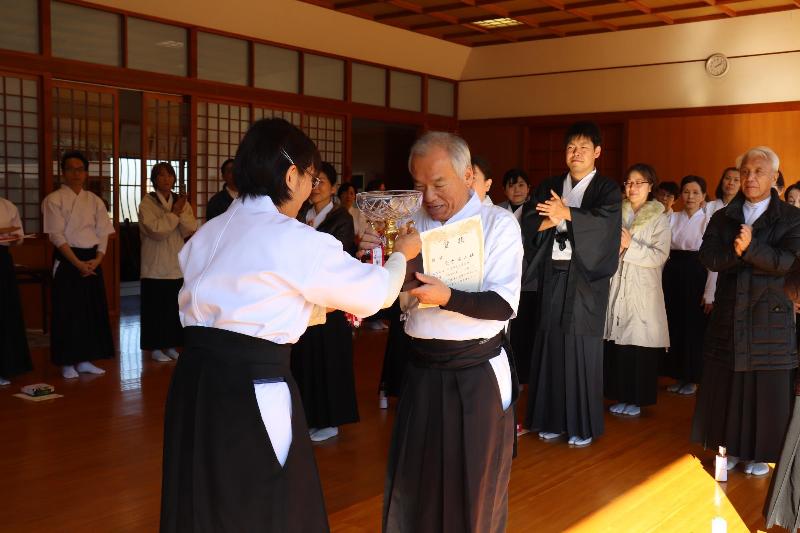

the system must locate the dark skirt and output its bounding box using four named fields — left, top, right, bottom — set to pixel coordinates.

left=603, top=342, right=662, bottom=407
left=525, top=264, right=605, bottom=439
left=0, top=246, right=32, bottom=378
left=509, top=290, right=539, bottom=385
left=290, top=310, right=359, bottom=429
left=764, top=397, right=800, bottom=530
left=691, top=358, right=795, bottom=462
left=161, top=326, right=329, bottom=533
left=50, top=247, right=114, bottom=366
left=383, top=357, right=515, bottom=533
left=379, top=300, right=411, bottom=398
left=140, top=278, right=184, bottom=351
left=662, top=250, right=707, bottom=383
